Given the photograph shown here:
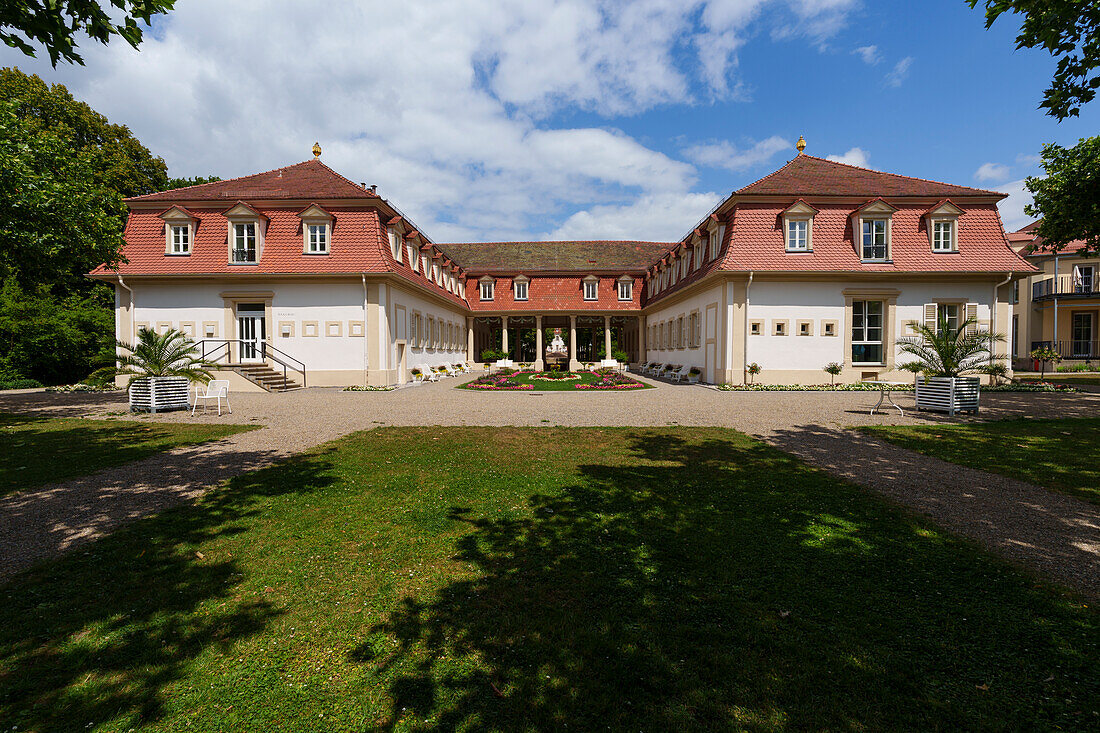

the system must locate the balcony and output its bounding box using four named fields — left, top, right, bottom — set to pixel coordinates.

left=1031, top=340, right=1100, bottom=360
left=1031, top=274, right=1100, bottom=300
left=232, top=248, right=257, bottom=264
